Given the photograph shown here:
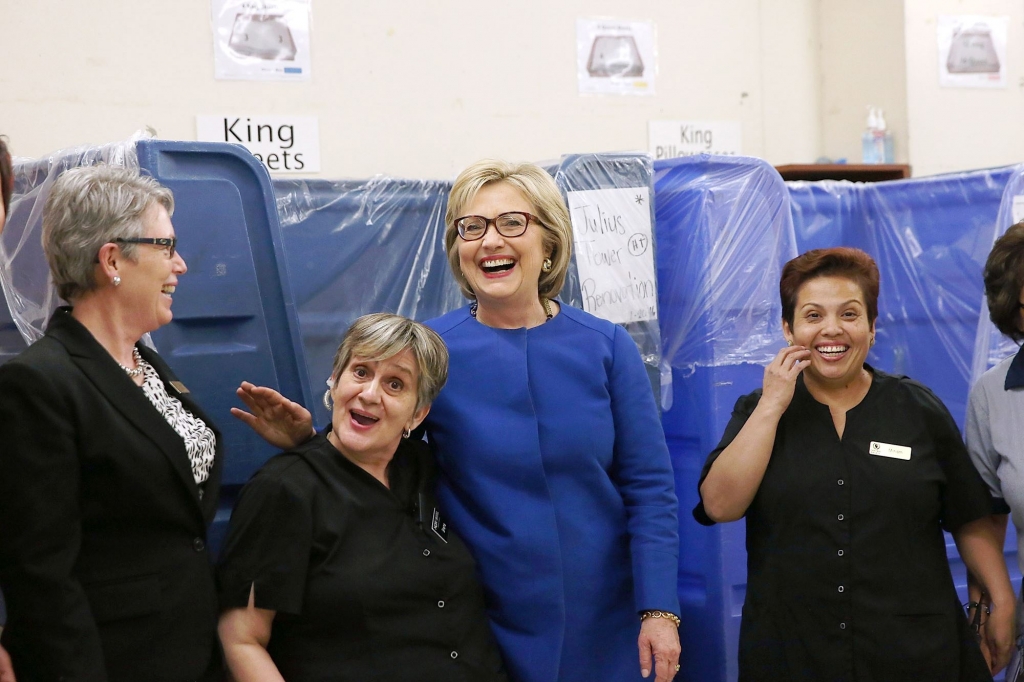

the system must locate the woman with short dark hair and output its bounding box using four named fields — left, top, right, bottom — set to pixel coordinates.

left=0, top=136, right=13, bottom=234
left=697, top=246, right=1012, bottom=681
left=966, top=221, right=1024, bottom=674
